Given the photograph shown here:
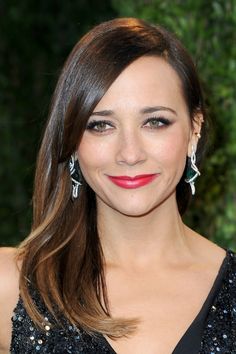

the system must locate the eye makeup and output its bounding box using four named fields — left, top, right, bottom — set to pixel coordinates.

left=86, top=120, right=114, bottom=133
left=143, top=117, right=172, bottom=128
left=86, top=116, right=173, bottom=133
